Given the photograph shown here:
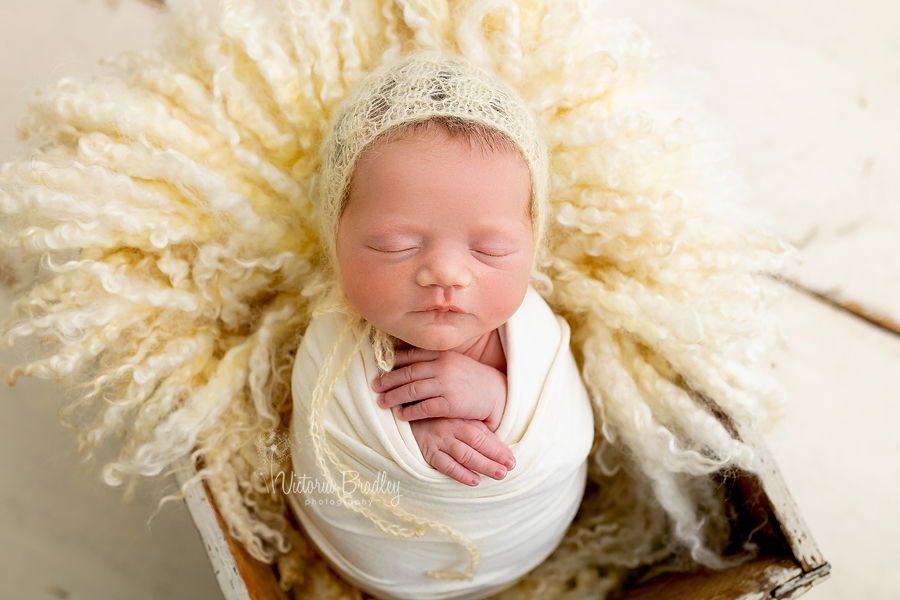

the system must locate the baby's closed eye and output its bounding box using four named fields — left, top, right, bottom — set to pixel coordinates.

left=365, top=234, right=421, bottom=253
left=470, top=240, right=519, bottom=258
left=369, top=245, right=418, bottom=254
left=471, top=248, right=516, bottom=258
